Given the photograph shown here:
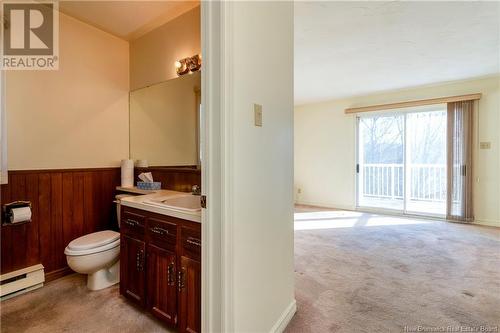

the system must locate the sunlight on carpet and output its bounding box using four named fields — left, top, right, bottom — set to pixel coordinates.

left=294, top=210, right=433, bottom=230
